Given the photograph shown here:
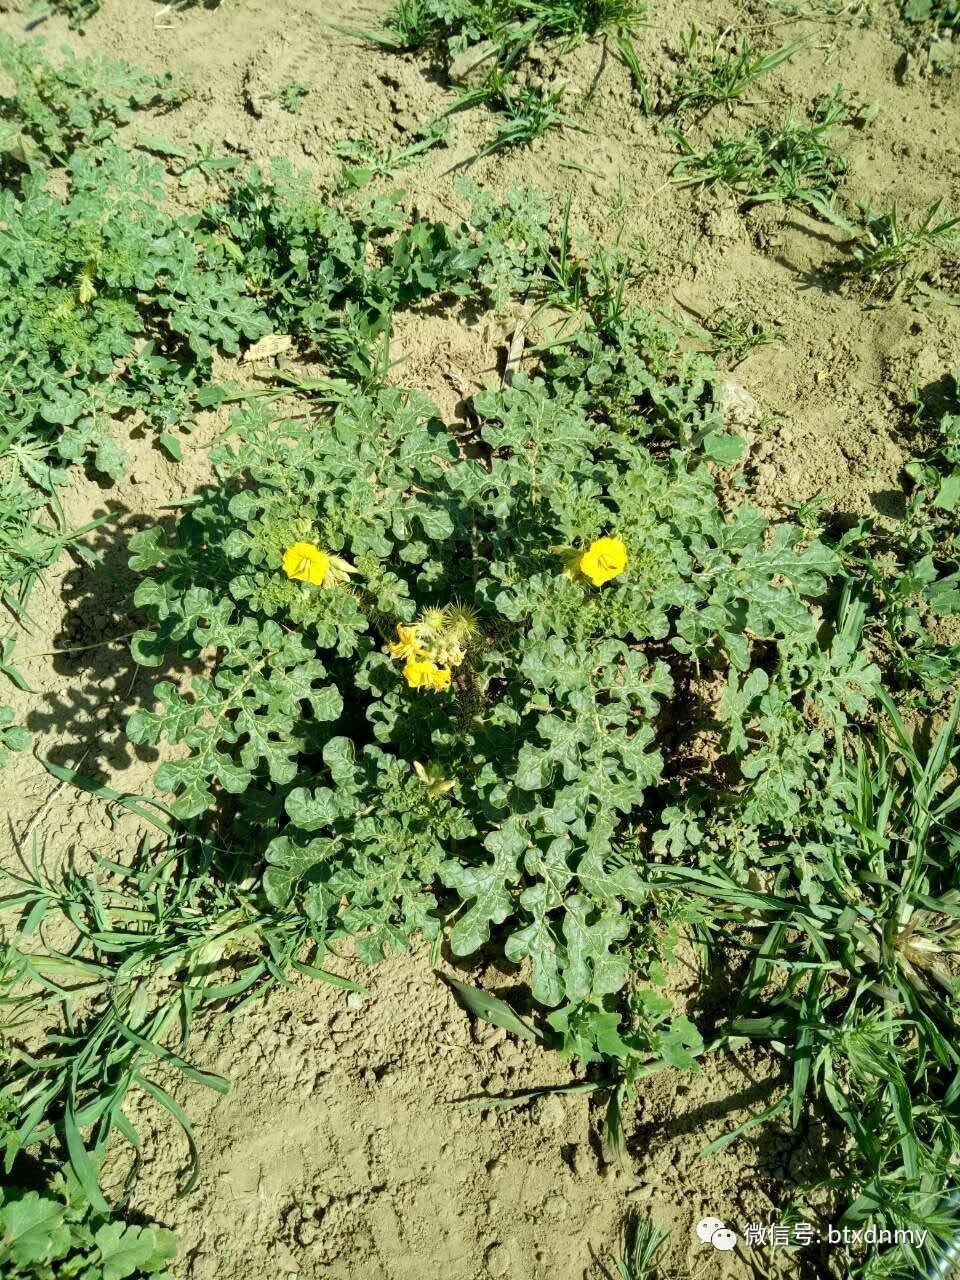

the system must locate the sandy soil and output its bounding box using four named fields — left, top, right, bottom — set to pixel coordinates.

left=1, top=0, right=958, bottom=1274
